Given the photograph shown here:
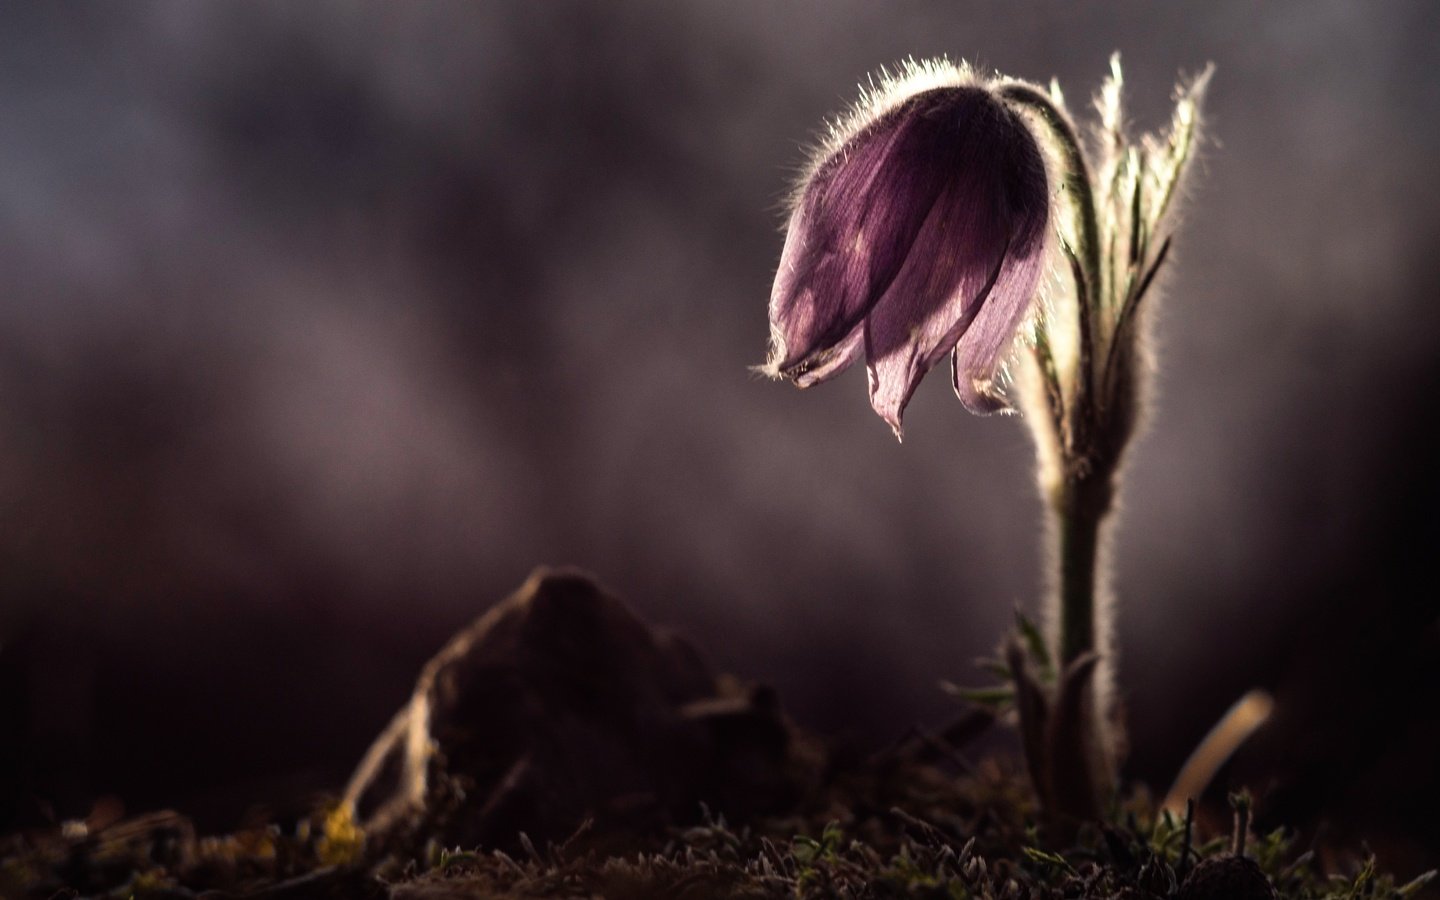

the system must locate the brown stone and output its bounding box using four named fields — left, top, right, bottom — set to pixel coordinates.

left=343, top=567, right=809, bottom=852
